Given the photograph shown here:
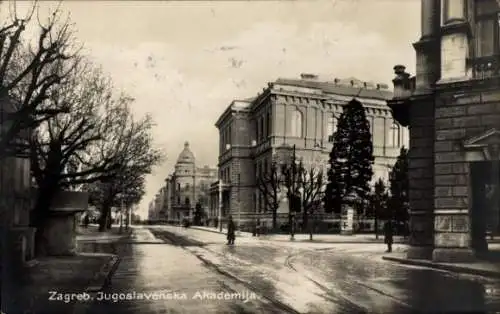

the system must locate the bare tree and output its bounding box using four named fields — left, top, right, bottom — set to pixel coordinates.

left=91, top=112, right=164, bottom=231
left=256, top=161, right=281, bottom=230
left=299, top=164, right=325, bottom=240
left=87, top=167, right=147, bottom=230
left=30, top=62, right=133, bottom=255
left=0, top=3, right=80, bottom=157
